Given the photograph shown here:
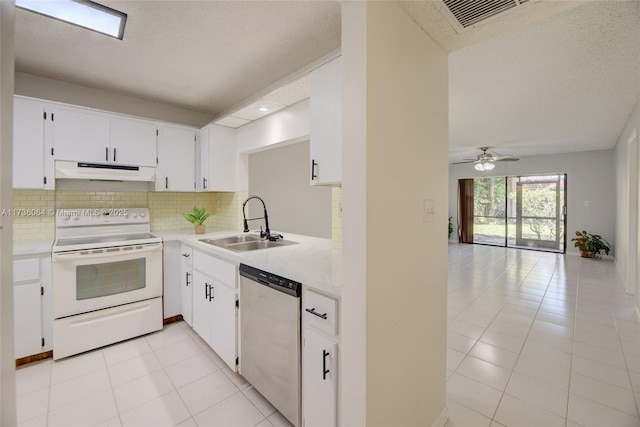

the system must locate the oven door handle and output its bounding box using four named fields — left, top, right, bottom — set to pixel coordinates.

left=52, top=242, right=163, bottom=261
